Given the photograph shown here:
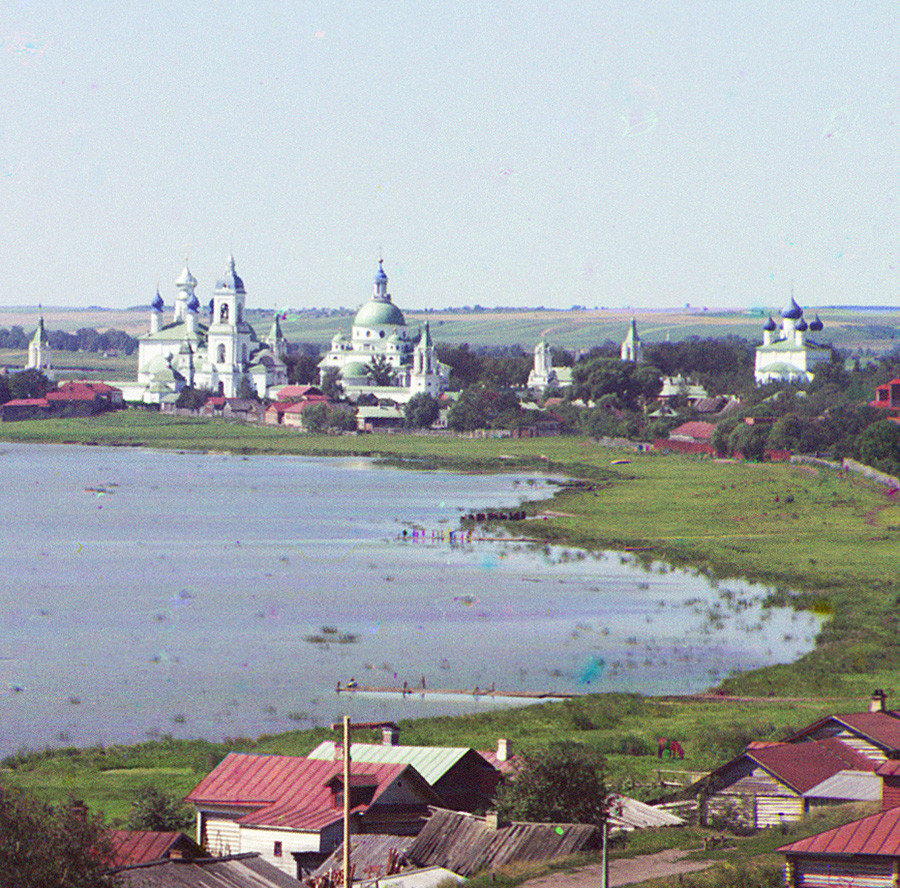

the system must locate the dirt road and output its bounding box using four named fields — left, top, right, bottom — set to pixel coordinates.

left=520, top=848, right=714, bottom=888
